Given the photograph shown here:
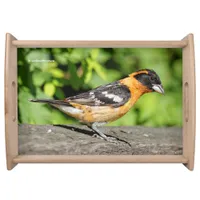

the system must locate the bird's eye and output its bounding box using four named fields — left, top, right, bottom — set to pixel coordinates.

left=149, top=76, right=155, bottom=81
